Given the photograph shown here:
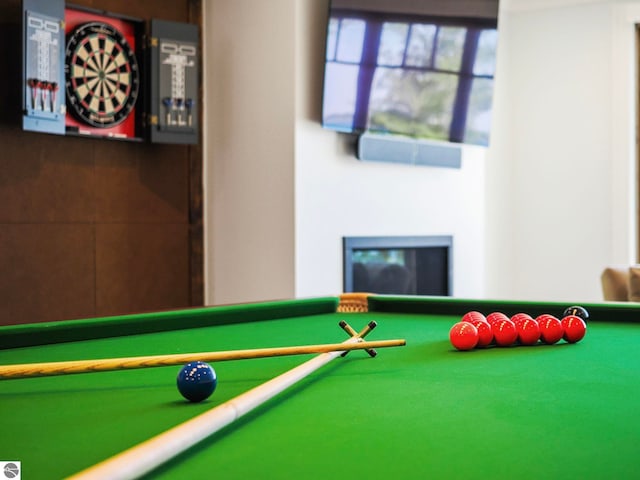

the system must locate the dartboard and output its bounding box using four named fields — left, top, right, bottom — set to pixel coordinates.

left=65, top=22, right=139, bottom=128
